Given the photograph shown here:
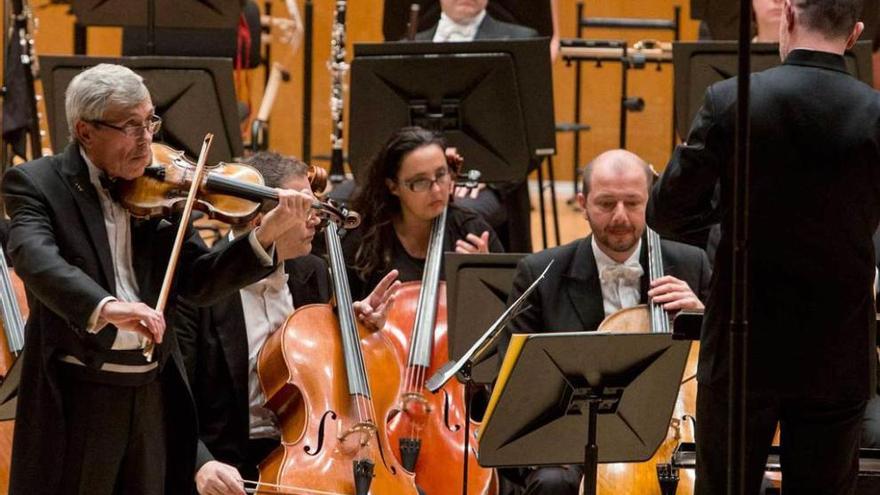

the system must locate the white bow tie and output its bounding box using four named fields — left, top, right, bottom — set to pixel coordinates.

left=435, top=19, right=477, bottom=42
left=599, top=263, right=643, bottom=285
